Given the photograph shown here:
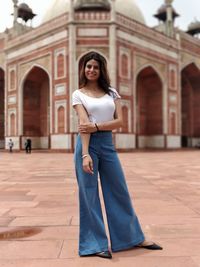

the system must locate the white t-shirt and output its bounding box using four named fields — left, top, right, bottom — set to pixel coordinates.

left=72, top=87, right=121, bottom=123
